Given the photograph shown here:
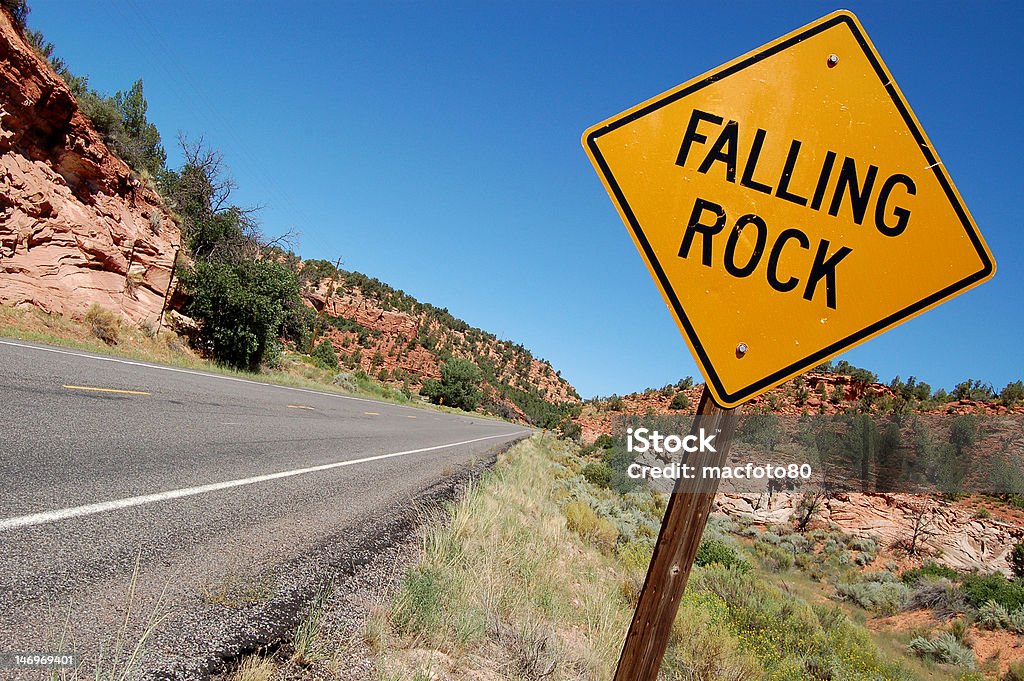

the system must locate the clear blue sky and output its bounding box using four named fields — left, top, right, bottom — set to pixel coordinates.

left=28, top=1, right=1022, bottom=399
